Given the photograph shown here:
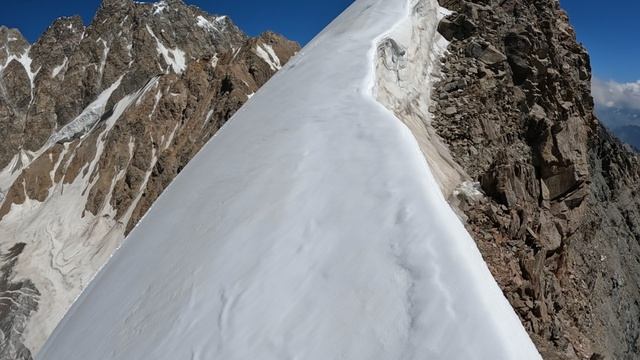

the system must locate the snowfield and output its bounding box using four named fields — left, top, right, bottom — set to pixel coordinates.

left=39, top=0, right=541, bottom=359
